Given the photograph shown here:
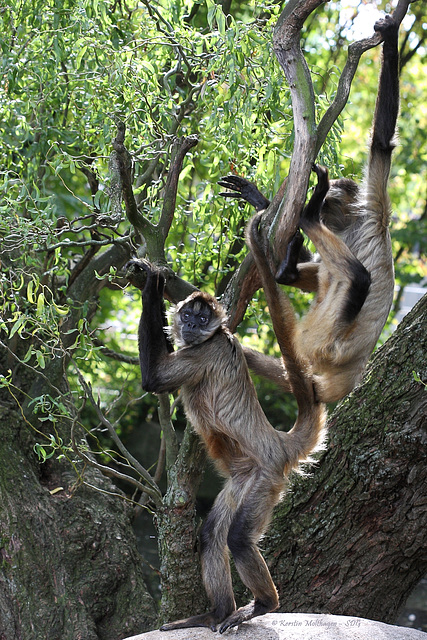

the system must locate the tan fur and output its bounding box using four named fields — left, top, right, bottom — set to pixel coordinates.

left=244, top=22, right=398, bottom=404
left=150, top=291, right=325, bottom=632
